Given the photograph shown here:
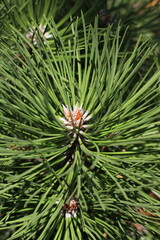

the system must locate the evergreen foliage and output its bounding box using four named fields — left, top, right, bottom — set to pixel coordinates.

left=0, top=1, right=160, bottom=239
